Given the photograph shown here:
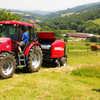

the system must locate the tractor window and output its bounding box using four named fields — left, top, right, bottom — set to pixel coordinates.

left=31, top=27, right=35, bottom=40
left=0, top=25, right=19, bottom=41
